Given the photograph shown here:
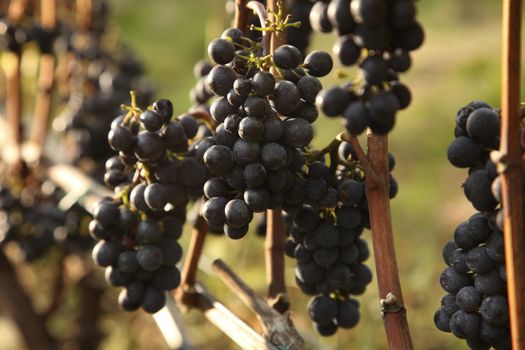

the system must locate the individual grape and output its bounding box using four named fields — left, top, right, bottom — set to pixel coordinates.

left=343, top=101, right=371, bottom=135
left=283, top=118, right=314, bottom=148
left=447, top=136, right=482, bottom=168
left=93, top=200, right=119, bottom=228
left=466, top=107, right=500, bottom=146
left=203, top=145, right=234, bottom=175
left=336, top=299, right=360, bottom=328
left=474, top=269, right=505, bottom=295
left=456, top=286, right=481, bottom=312
left=273, top=44, right=302, bottom=70
left=440, top=267, right=470, bottom=294
left=360, top=55, right=389, bottom=85
left=314, top=322, right=338, bottom=336
left=224, top=199, right=252, bottom=228
left=441, top=294, right=459, bottom=316
left=316, top=87, right=352, bottom=117
left=136, top=219, right=163, bottom=244
left=308, top=295, right=338, bottom=325
left=273, top=80, right=301, bottom=115
left=207, top=38, right=235, bottom=65
left=304, top=50, right=333, bottom=77
left=463, top=170, right=498, bottom=212
left=92, top=240, right=121, bottom=267
left=297, top=76, right=322, bottom=104
left=434, top=308, right=452, bottom=332
left=480, top=295, right=509, bottom=327
left=261, top=143, right=287, bottom=171
left=350, top=0, right=388, bottom=27
left=465, top=246, right=494, bottom=274
left=450, top=310, right=481, bottom=339
left=333, top=35, right=361, bottom=66
left=141, top=286, right=166, bottom=314
left=134, top=131, right=164, bottom=162
left=139, top=110, right=164, bottom=132
left=224, top=223, right=249, bottom=240
left=207, top=65, right=237, bottom=96
left=136, top=245, right=164, bottom=271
